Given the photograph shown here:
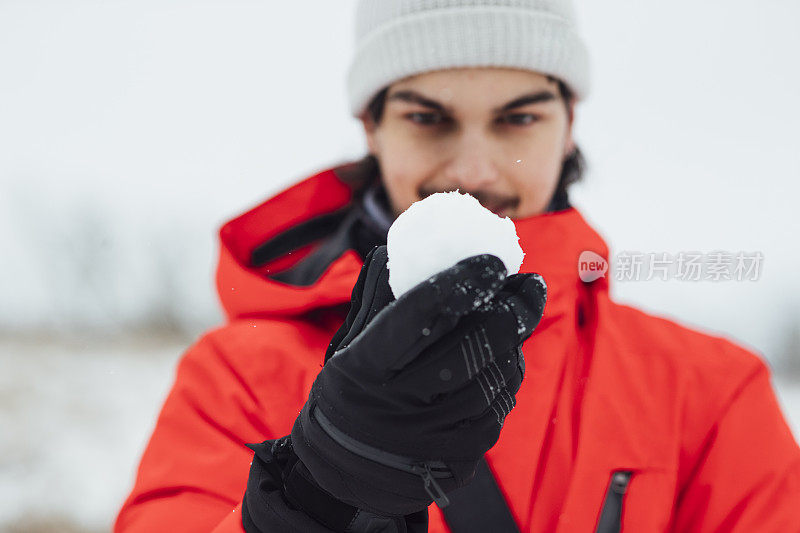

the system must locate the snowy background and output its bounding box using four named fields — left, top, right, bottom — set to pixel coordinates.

left=1, top=0, right=799, bottom=531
